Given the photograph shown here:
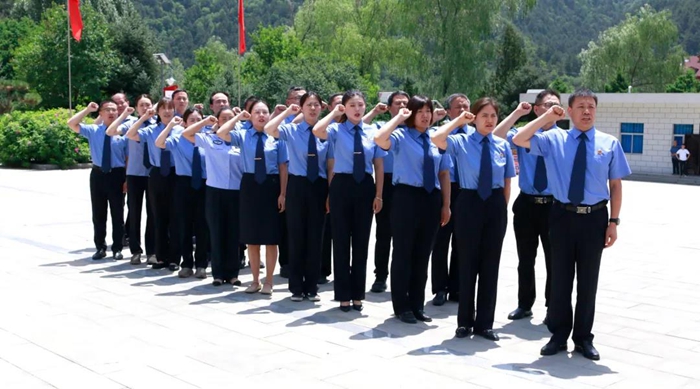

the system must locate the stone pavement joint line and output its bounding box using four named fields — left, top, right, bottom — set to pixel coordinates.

left=0, top=169, right=699, bottom=388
